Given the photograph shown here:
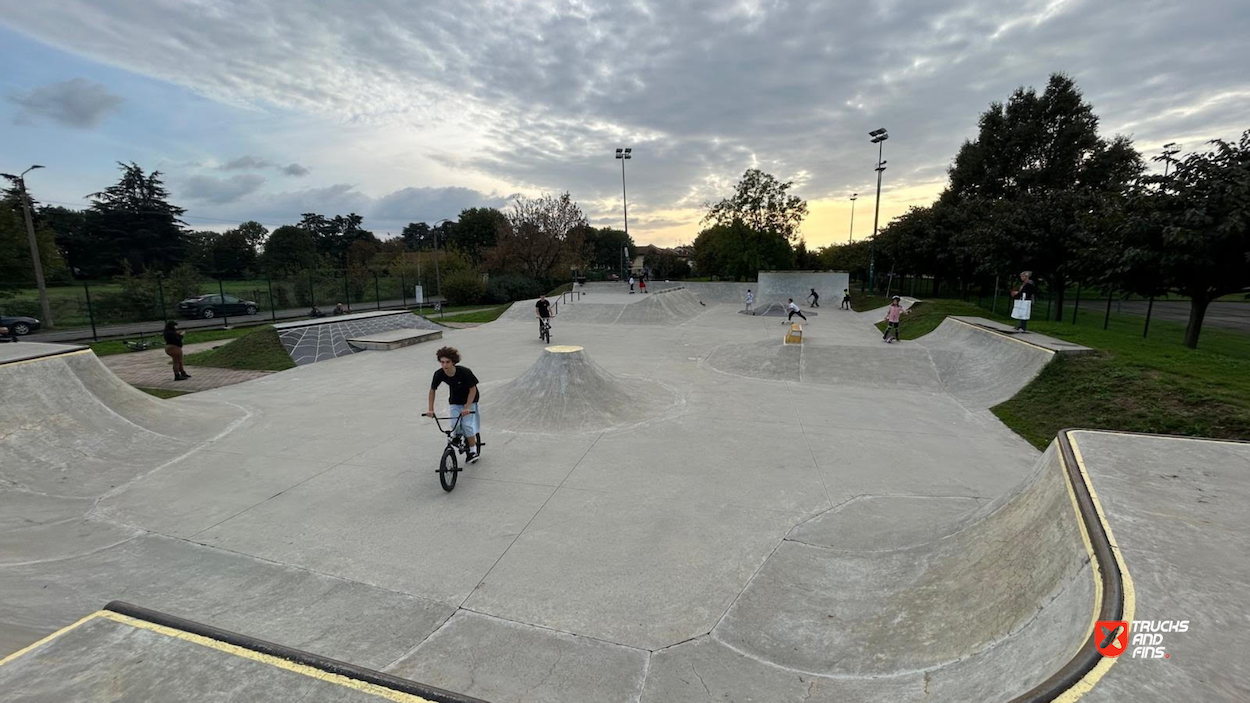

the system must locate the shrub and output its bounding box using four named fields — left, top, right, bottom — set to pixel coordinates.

left=441, top=270, right=487, bottom=306
left=486, top=273, right=545, bottom=303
